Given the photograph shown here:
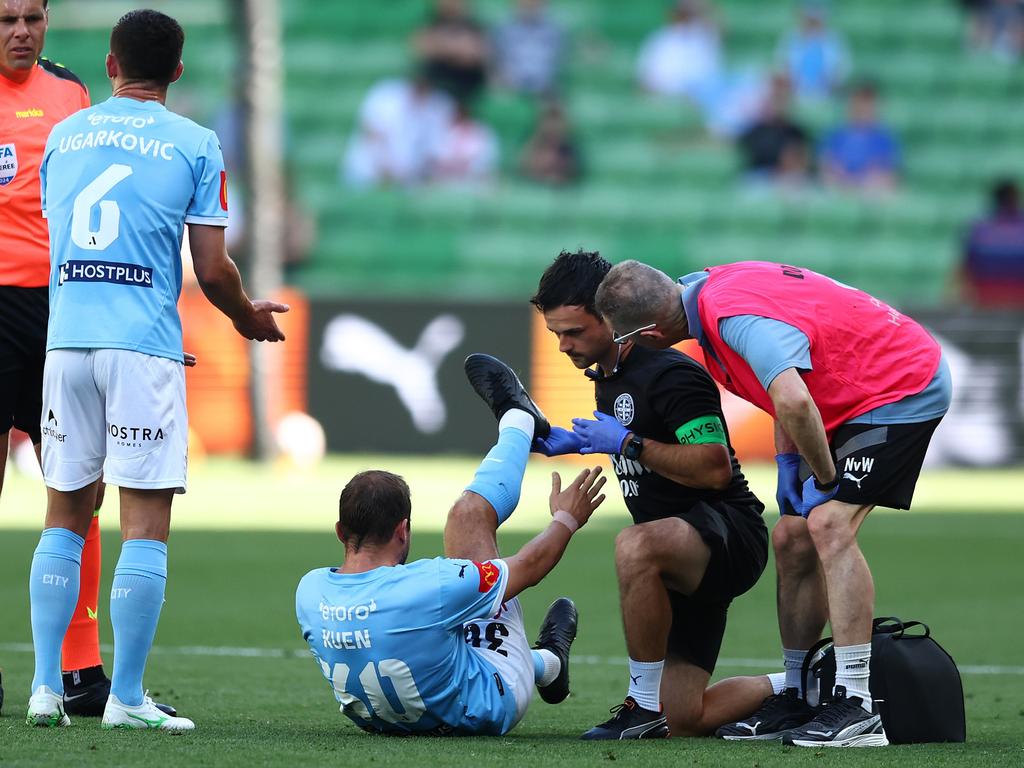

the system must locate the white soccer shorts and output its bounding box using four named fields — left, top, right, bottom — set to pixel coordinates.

left=41, top=348, right=188, bottom=493
left=464, top=597, right=535, bottom=730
